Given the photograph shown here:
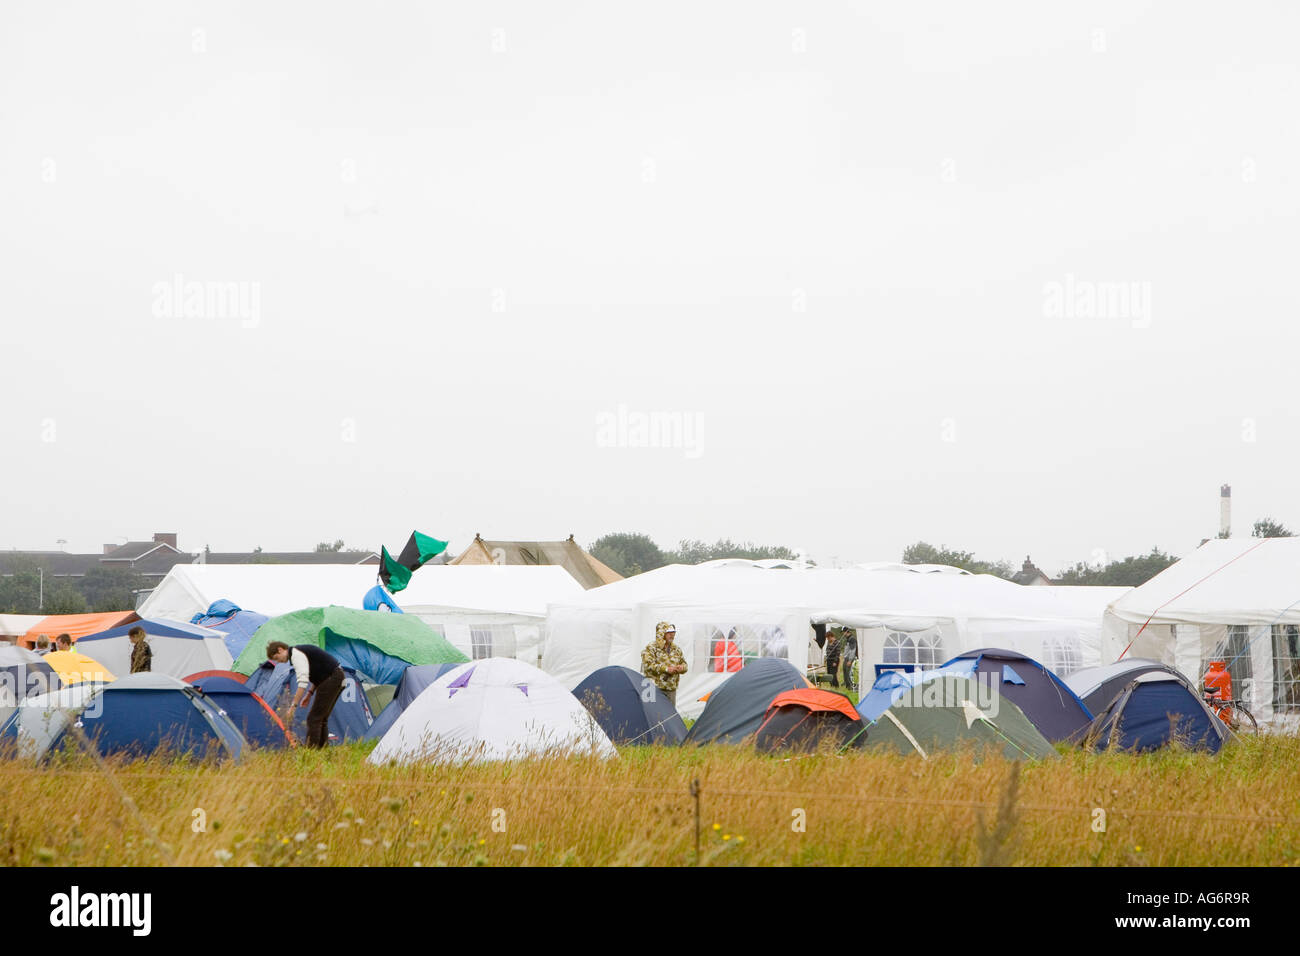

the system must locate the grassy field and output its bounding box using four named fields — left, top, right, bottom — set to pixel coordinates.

left=2, top=733, right=1298, bottom=867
